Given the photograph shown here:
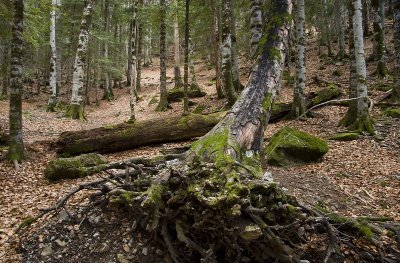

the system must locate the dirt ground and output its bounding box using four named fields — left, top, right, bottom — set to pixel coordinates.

left=0, top=35, right=399, bottom=262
